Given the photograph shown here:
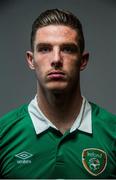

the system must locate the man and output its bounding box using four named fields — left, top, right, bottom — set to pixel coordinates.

left=0, top=9, right=116, bottom=179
